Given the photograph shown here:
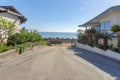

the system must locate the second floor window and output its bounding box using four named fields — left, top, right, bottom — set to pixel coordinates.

left=100, top=20, right=111, bottom=33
